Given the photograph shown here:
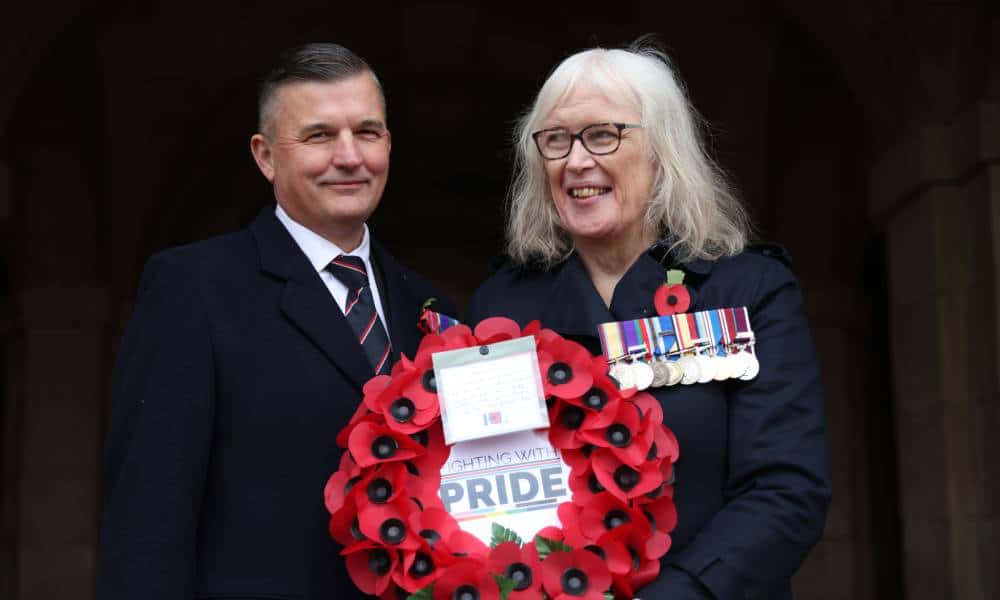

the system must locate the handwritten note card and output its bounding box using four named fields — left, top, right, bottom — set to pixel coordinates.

left=433, top=336, right=549, bottom=444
